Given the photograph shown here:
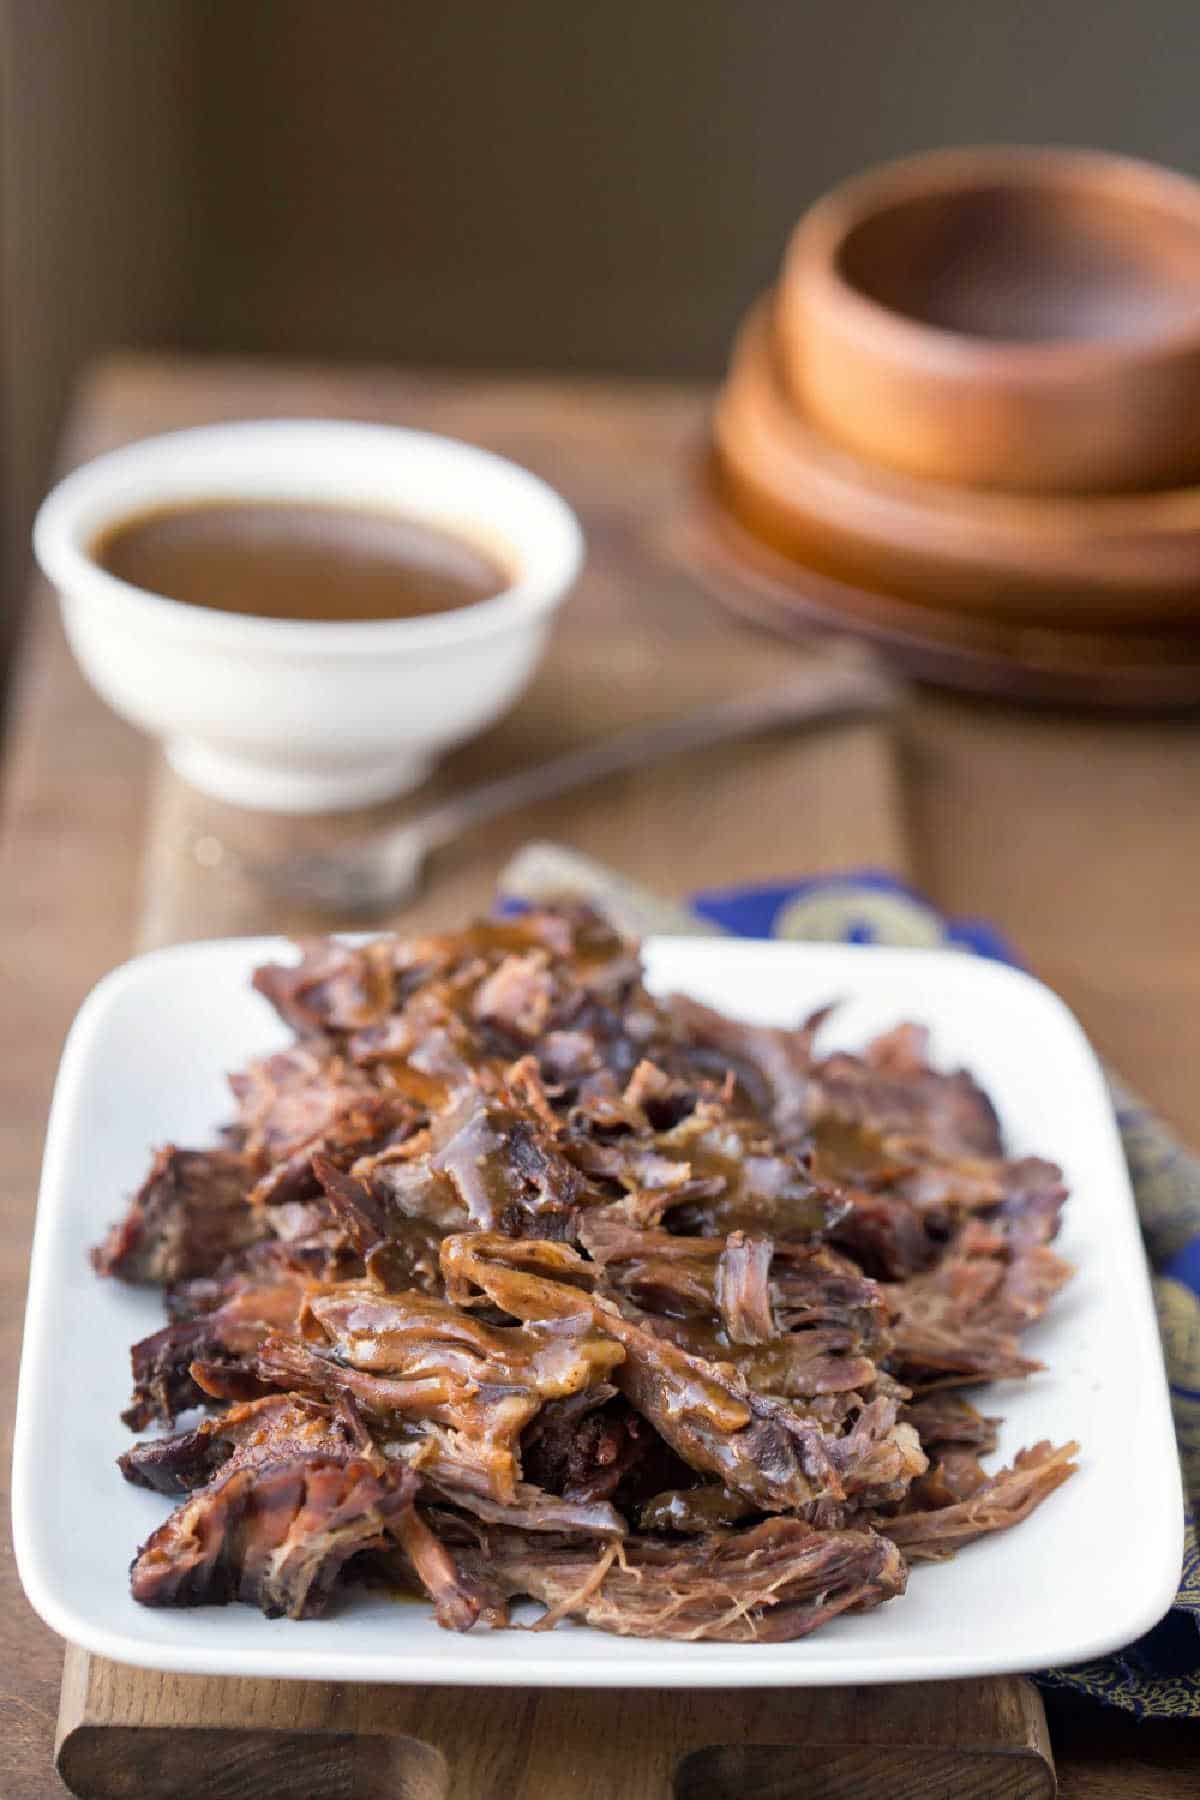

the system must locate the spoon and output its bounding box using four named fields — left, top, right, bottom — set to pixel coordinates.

left=253, top=656, right=898, bottom=917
